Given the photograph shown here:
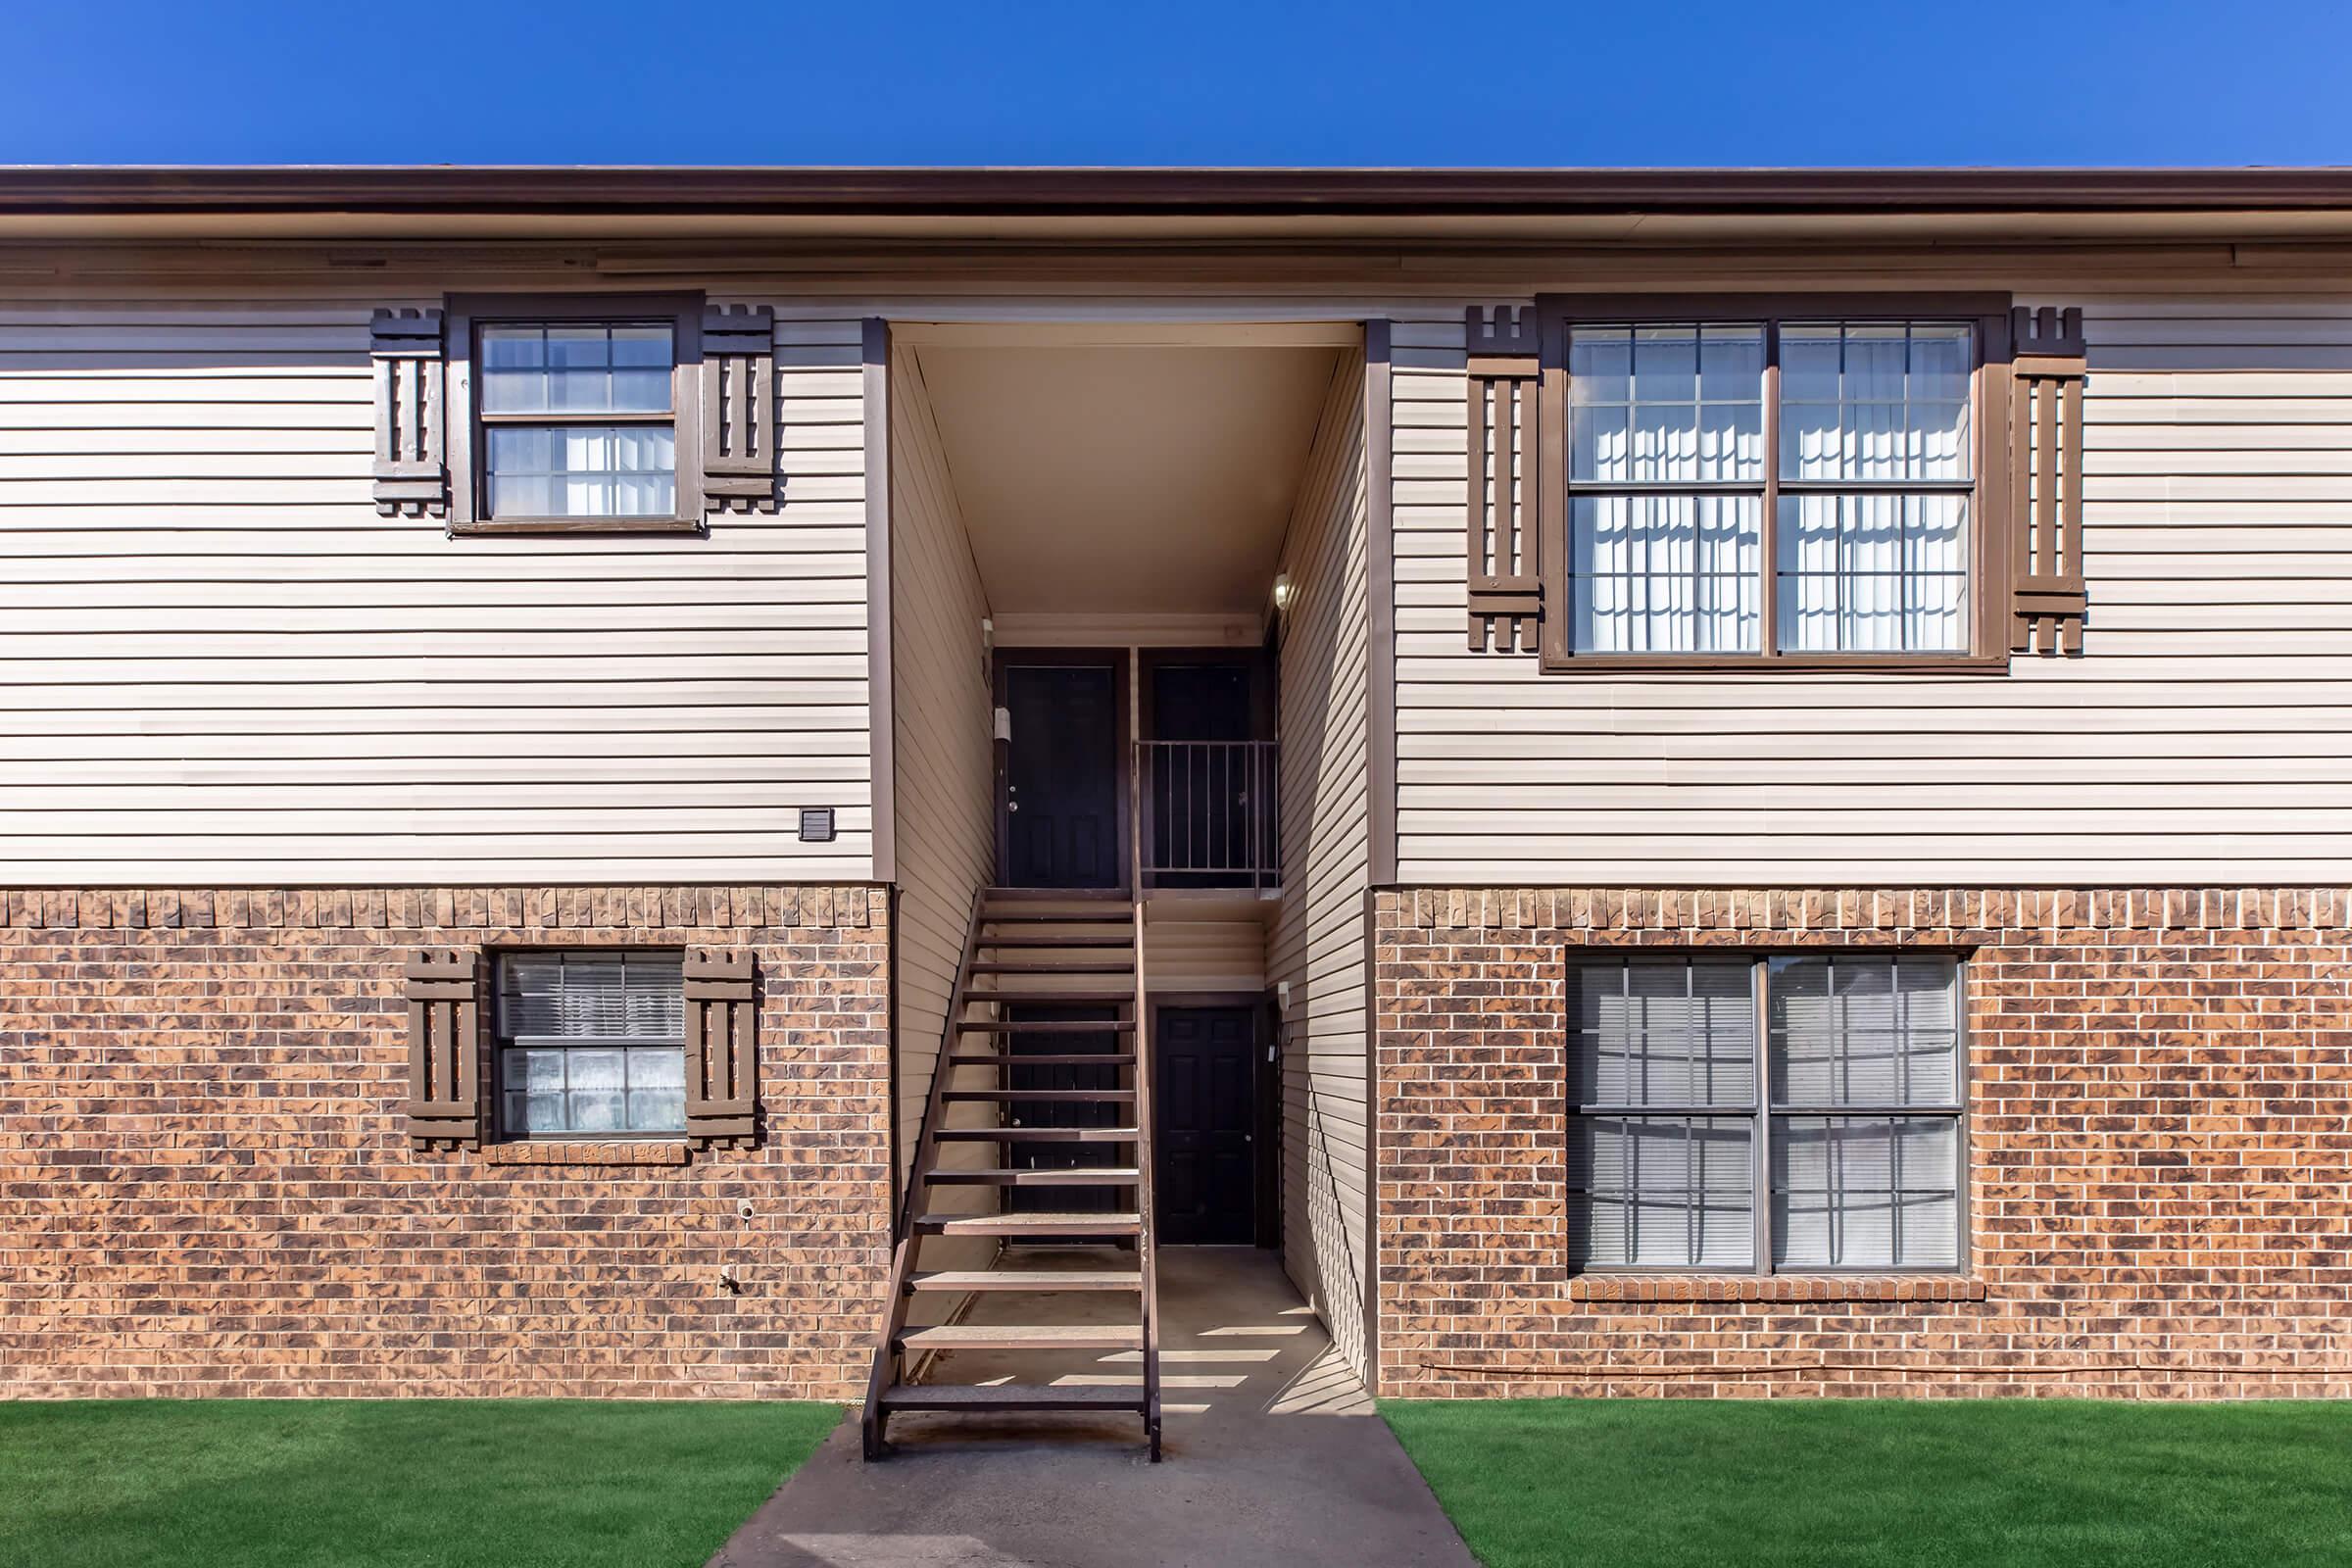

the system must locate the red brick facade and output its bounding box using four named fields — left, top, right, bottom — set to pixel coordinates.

left=0, top=886, right=892, bottom=1398
left=1375, top=888, right=2352, bottom=1399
